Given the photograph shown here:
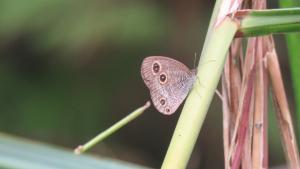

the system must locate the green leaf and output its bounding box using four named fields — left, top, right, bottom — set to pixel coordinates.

left=0, top=133, right=150, bottom=169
